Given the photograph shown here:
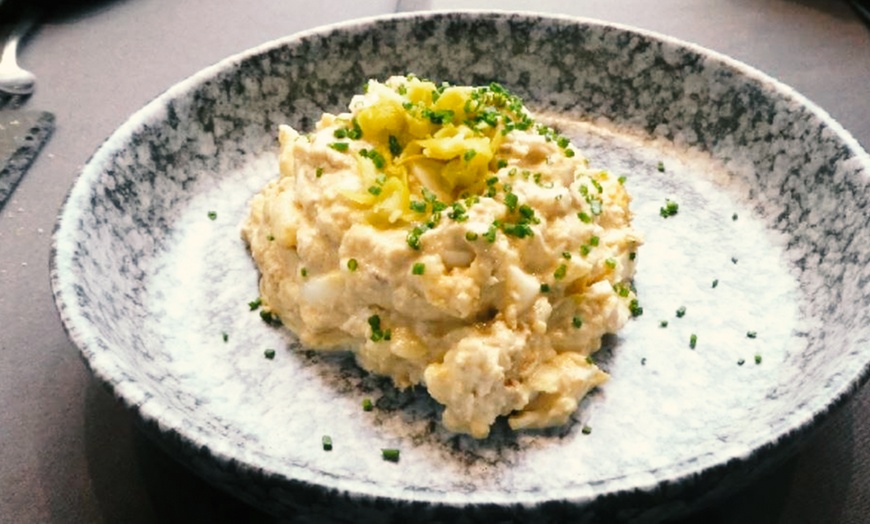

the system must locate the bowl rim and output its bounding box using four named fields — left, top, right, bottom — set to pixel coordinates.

left=49, top=8, right=870, bottom=511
